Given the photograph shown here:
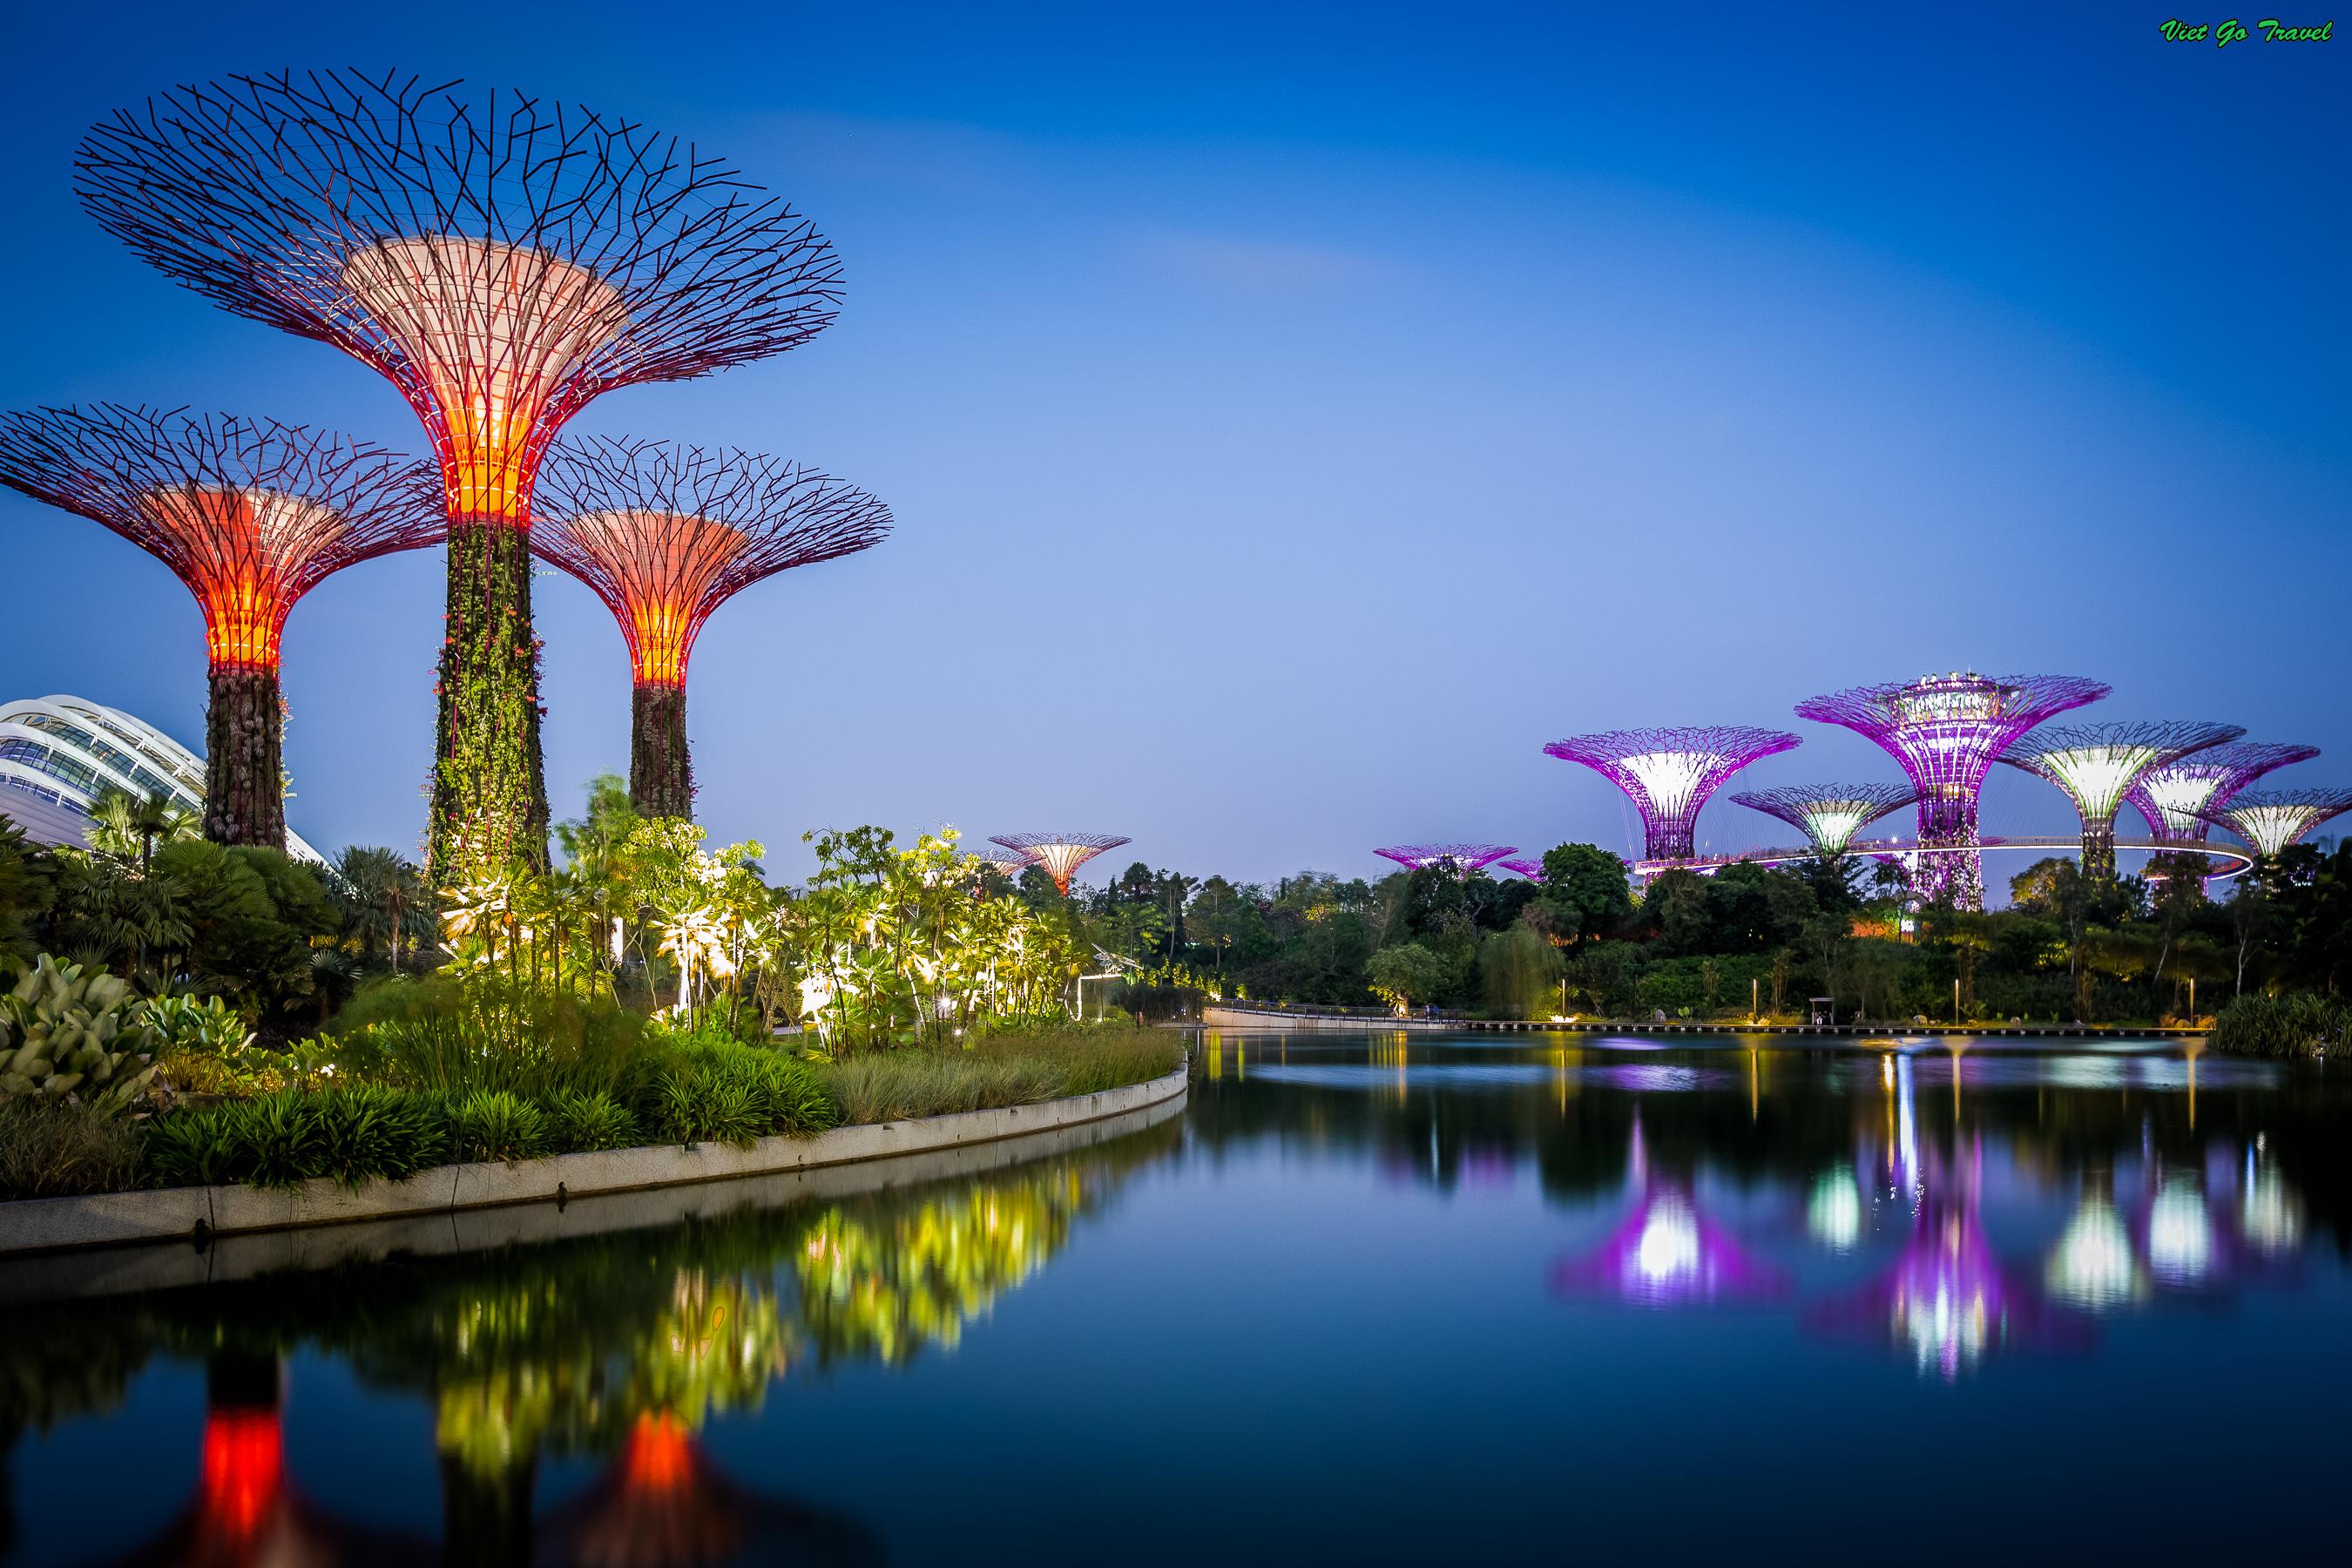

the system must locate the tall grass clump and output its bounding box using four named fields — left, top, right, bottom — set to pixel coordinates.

left=2209, top=992, right=2349, bottom=1058
left=0, top=1101, right=143, bottom=1199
